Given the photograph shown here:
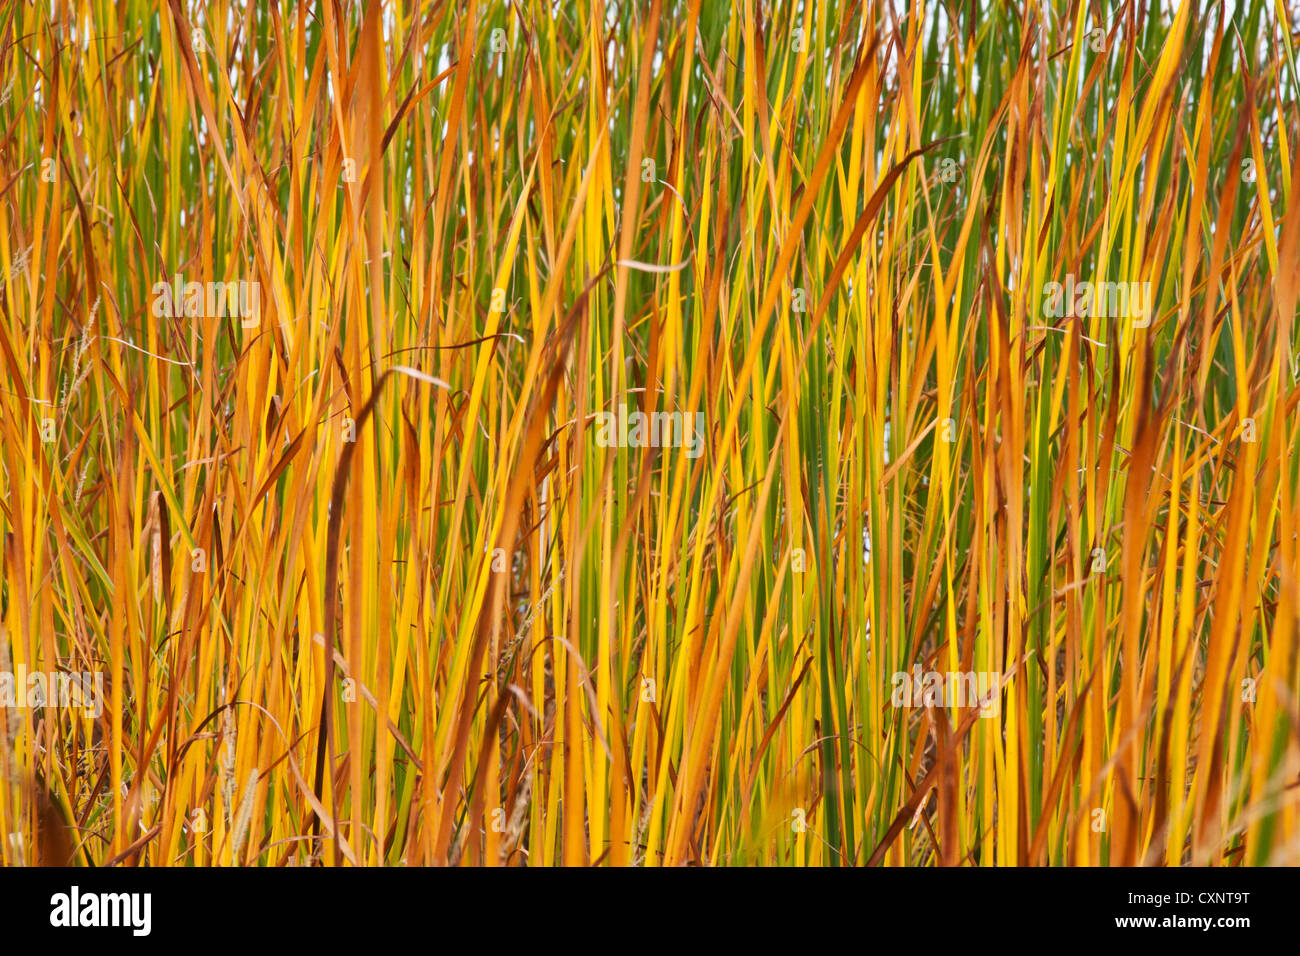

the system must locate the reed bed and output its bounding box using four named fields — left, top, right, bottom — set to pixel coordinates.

left=0, top=0, right=1298, bottom=866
